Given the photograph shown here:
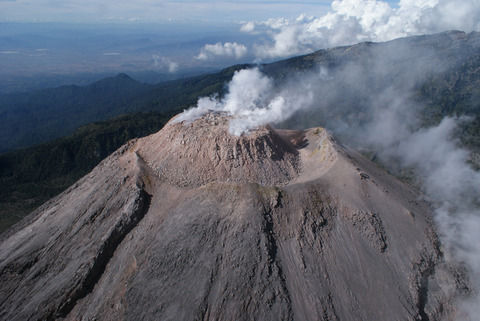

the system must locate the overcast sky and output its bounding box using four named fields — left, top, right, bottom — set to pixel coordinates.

left=0, top=0, right=397, bottom=24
